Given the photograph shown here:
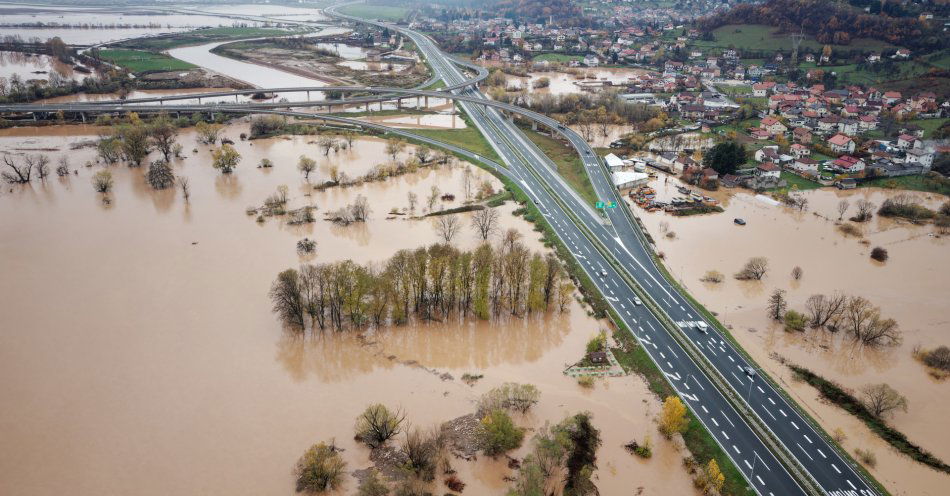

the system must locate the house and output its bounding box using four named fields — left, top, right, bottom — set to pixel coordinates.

left=791, top=157, right=819, bottom=175
left=858, top=115, right=879, bottom=131
left=604, top=153, right=625, bottom=169
left=828, top=134, right=855, bottom=154
left=790, top=143, right=811, bottom=159
left=701, top=168, right=719, bottom=181
left=793, top=127, right=813, bottom=143
left=760, top=116, right=787, bottom=135
left=882, top=91, right=902, bottom=104
left=896, top=134, right=918, bottom=150
left=752, top=81, right=776, bottom=97
left=835, top=178, right=857, bottom=189
left=905, top=148, right=934, bottom=168
left=831, top=155, right=865, bottom=174
left=583, top=54, right=599, bottom=67
left=754, top=146, right=780, bottom=162
left=751, top=129, right=772, bottom=140
left=756, top=162, right=781, bottom=179
left=839, top=119, right=859, bottom=136
left=894, top=48, right=911, bottom=59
